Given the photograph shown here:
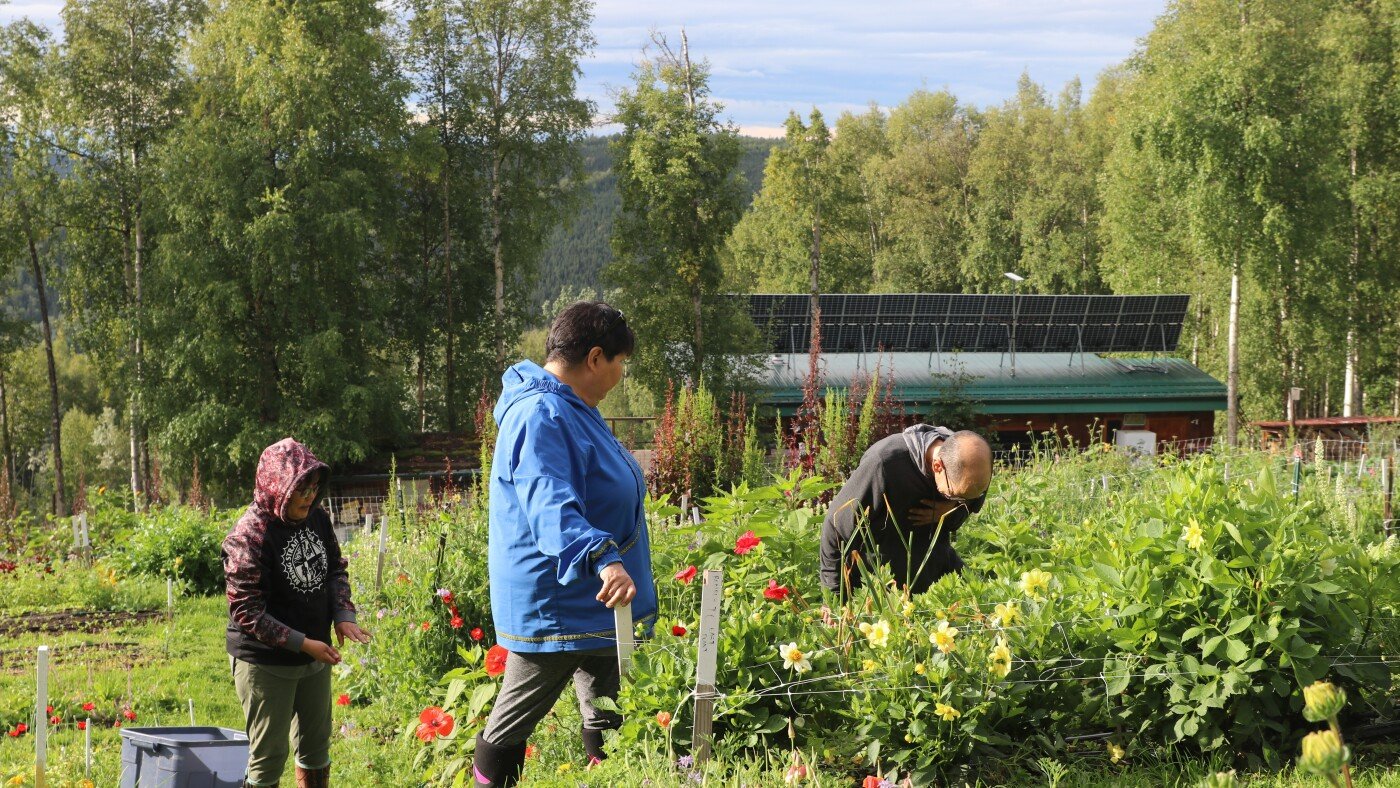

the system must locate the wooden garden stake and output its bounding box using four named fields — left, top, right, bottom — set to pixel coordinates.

left=84, top=718, right=91, bottom=777
left=613, top=603, right=634, bottom=678
left=691, top=506, right=701, bottom=525
left=36, top=646, right=49, bottom=788
left=188, top=698, right=196, bottom=726
left=375, top=514, right=390, bottom=593
left=692, top=569, right=723, bottom=765
left=80, top=512, right=90, bottom=563
left=363, top=514, right=373, bottom=542
left=167, top=577, right=175, bottom=622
